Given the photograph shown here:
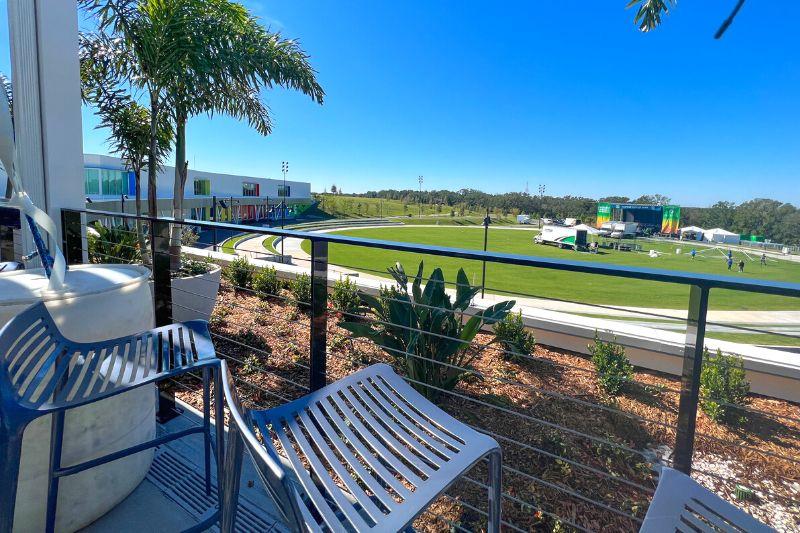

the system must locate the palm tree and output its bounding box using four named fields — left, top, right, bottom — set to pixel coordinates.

left=80, top=0, right=324, bottom=268
left=626, top=0, right=747, bottom=37
left=160, top=0, right=323, bottom=264
left=80, top=0, right=198, bottom=218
